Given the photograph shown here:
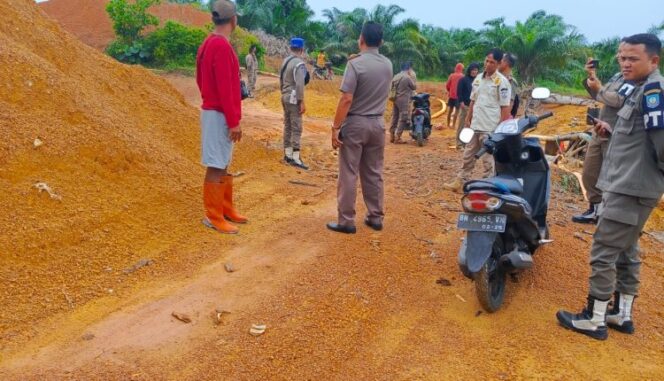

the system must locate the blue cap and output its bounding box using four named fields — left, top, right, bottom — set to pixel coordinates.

left=290, top=37, right=305, bottom=49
